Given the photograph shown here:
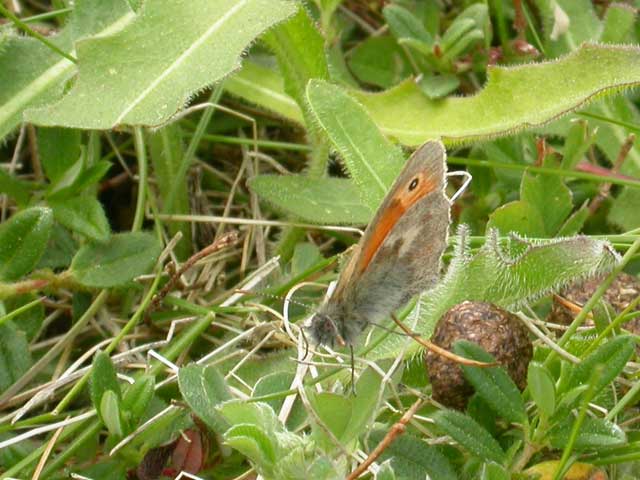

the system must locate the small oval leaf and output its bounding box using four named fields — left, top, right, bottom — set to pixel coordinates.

left=71, top=232, right=161, bottom=287
left=528, top=362, right=556, bottom=417
left=0, top=207, right=53, bottom=281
